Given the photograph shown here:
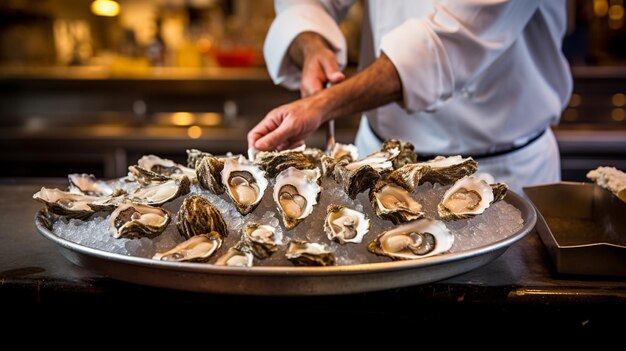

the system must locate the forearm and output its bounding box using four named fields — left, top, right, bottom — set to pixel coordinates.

left=314, top=53, right=403, bottom=122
